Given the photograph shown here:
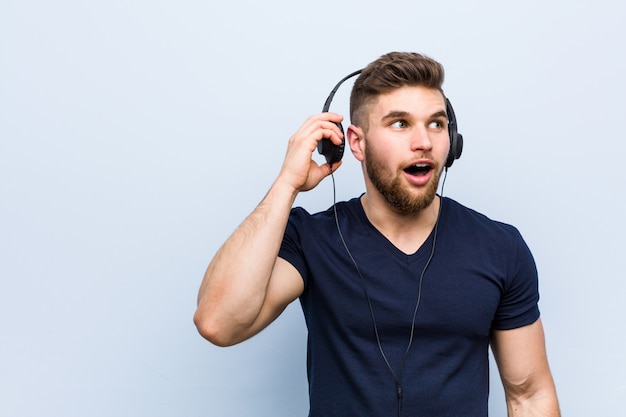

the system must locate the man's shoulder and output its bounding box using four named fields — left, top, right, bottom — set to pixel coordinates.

left=442, top=196, right=522, bottom=238
left=289, top=196, right=362, bottom=223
